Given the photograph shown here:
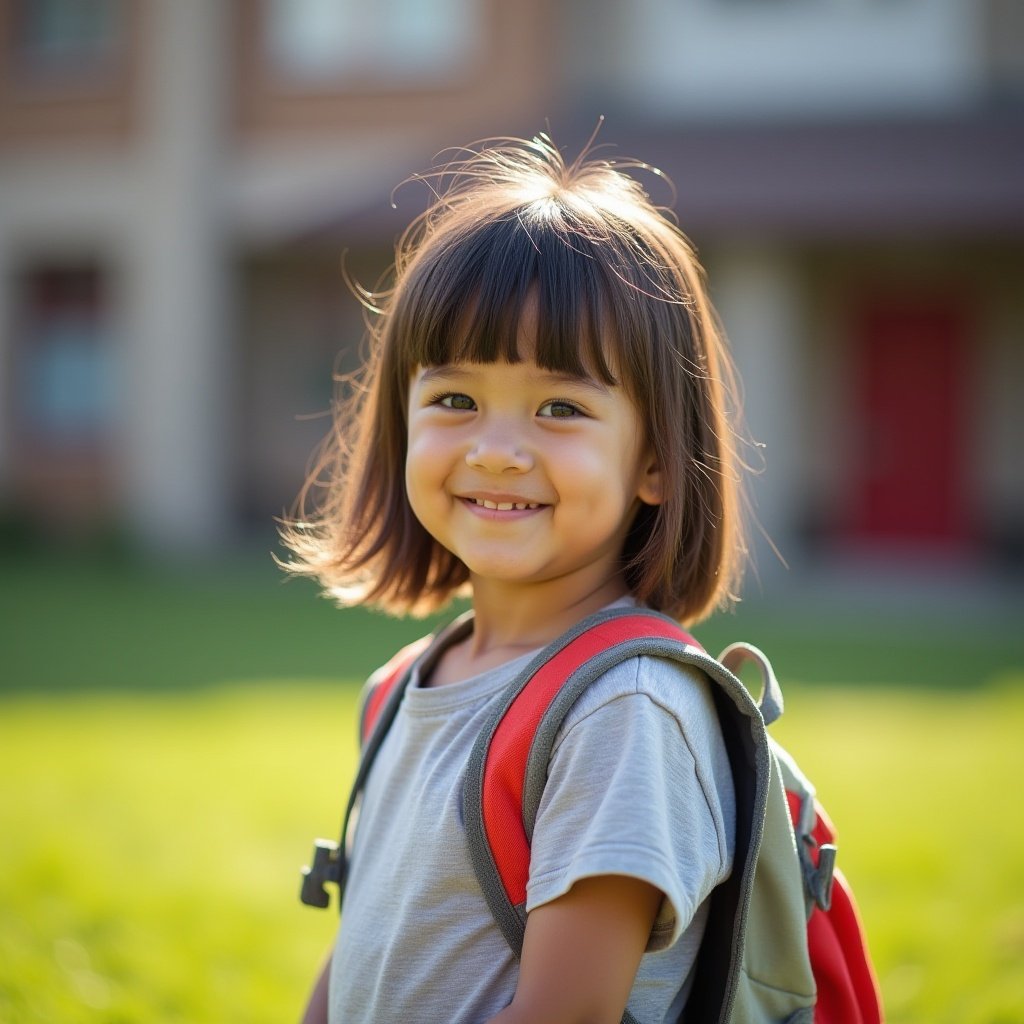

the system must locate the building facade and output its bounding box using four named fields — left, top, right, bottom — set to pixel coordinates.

left=1, top=0, right=1022, bottom=594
